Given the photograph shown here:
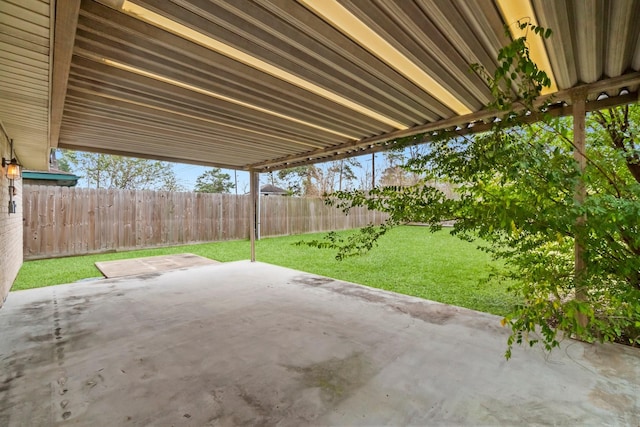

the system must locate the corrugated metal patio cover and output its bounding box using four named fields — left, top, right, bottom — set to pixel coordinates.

left=1, top=1, right=639, bottom=170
